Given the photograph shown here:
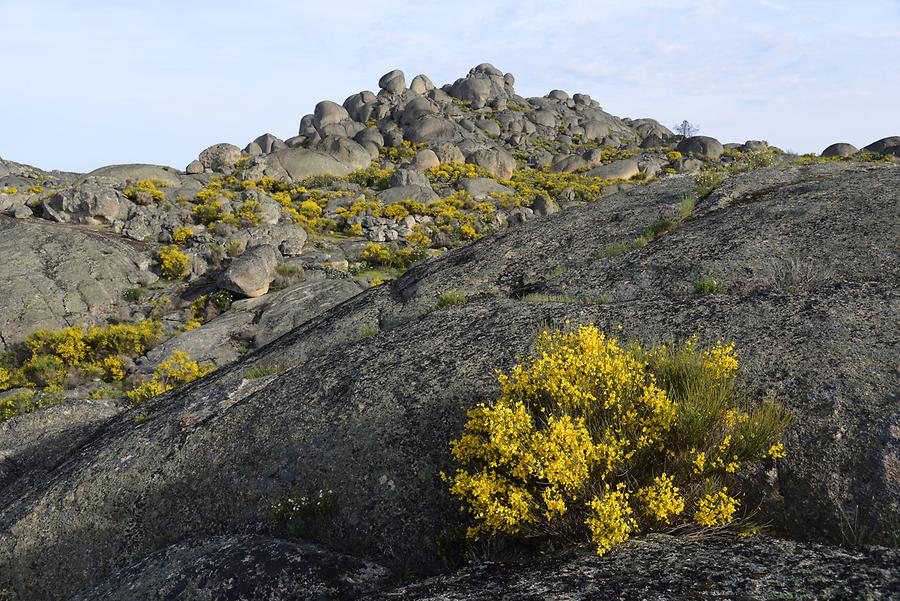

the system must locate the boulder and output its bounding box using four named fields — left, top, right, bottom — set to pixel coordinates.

left=677, top=136, right=724, bottom=160
left=547, top=89, right=569, bottom=101
left=378, top=185, right=439, bottom=203
left=313, top=100, right=350, bottom=130
left=185, top=160, right=204, bottom=174
left=531, top=194, right=559, bottom=216
left=549, top=155, right=588, bottom=173
left=414, top=149, right=440, bottom=171
left=247, top=148, right=359, bottom=181
left=198, top=143, right=242, bottom=173
left=585, top=158, right=640, bottom=180
left=218, top=244, right=280, bottom=298
left=433, top=143, right=465, bottom=165
left=378, top=69, right=406, bottom=94
left=252, top=133, right=286, bottom=154
left=468, top=147, right=516, bottom=180
left=457, top=177, right=514, bottom=198
left=821, top=143, right=858, bottom=158
left=86, top=164, right=184, bottom=187
left=41, top=182, right=127, bottom=225
left=403, top=115, right=457, bottom=145
left=863, top=136, right=900, bottom=154
left=390, top=168, right=430, bottom=188
left=409, top=74, right=434, bottom=95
